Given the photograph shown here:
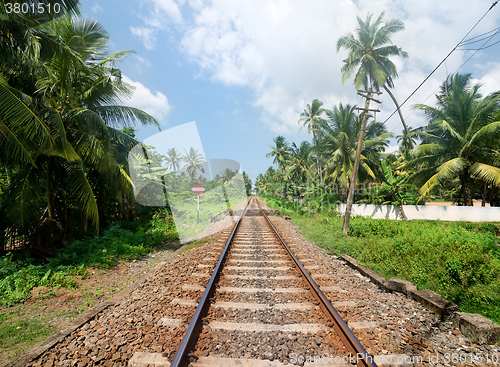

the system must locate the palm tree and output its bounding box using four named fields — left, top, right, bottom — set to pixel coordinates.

left=266, top=135, right=291, bottom=172
left=412, top=73, right=500, bottom=205
left=180, top=147, right=206, bottom=182
left=337, top=12, right=410, bottom=141
left=317, top=104, right=392, bottom=191
left=0, top=14, right=159, bottom=239
left=298, top=99, right=325, bottom=180
left=40, top=15, right=157, bottom=227
left=286, top=141, right=313, bottom=184
left=218, top=168, right=237, bottom=186
left=396, top=126, right=418, bottom=159
left=165, top=148, right=182, bottom=171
